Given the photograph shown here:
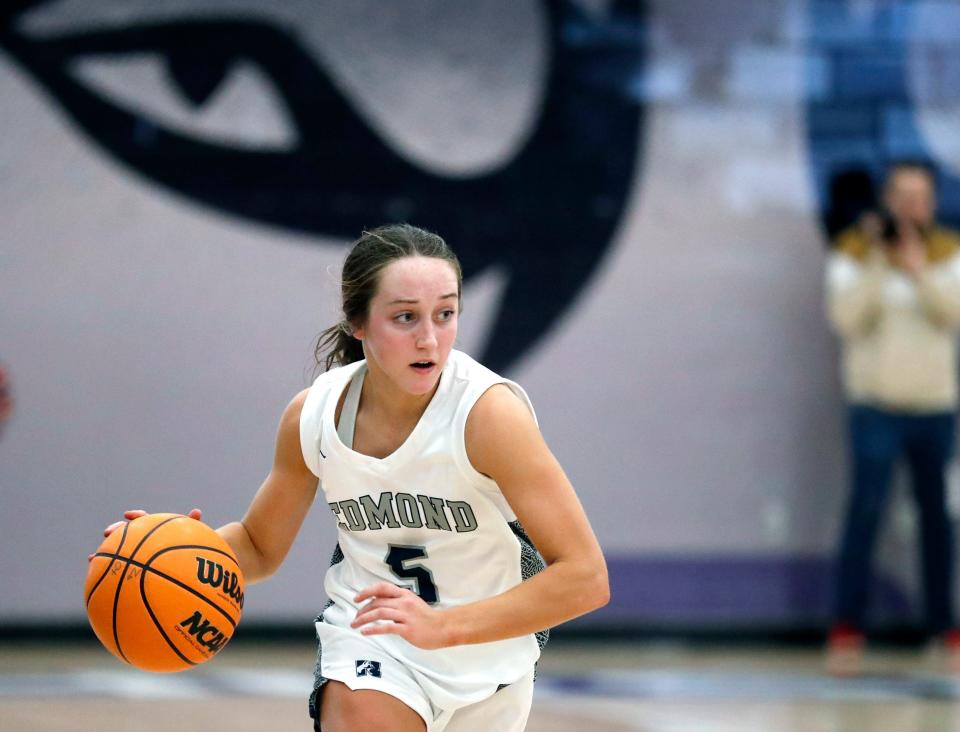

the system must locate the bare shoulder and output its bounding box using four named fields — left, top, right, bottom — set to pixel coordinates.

left=288, top=387, right=311, bottom=413
left=275, top=388, right=312, bottom=462
left=467, top=383, right=535, bottom=432
left=466, top=383, right=542, bottom=478
left=280, top=388, right=311, bottom=428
